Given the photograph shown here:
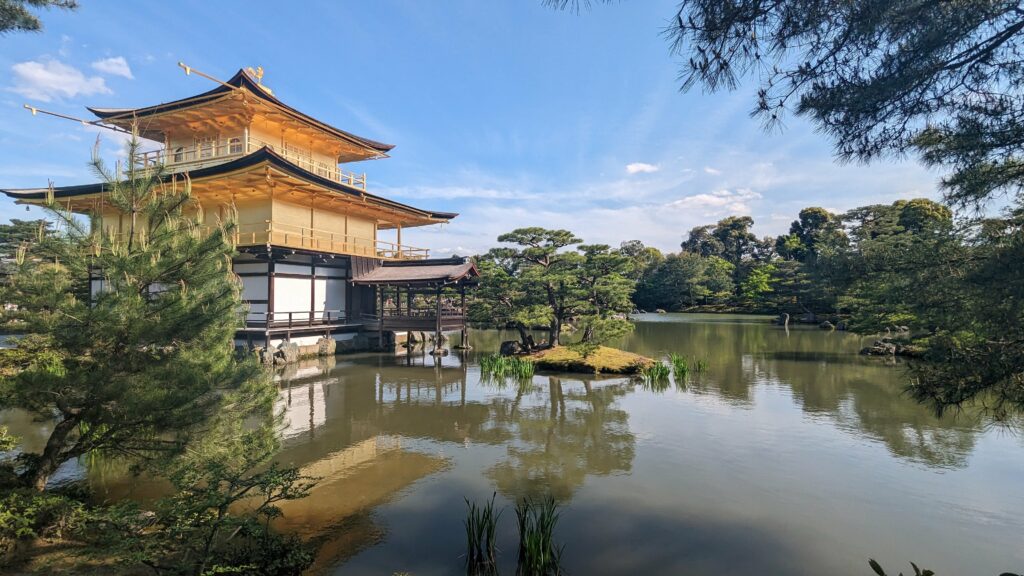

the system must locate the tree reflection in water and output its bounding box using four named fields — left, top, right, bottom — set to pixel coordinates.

left=484, top=376, right=635, bottom=501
